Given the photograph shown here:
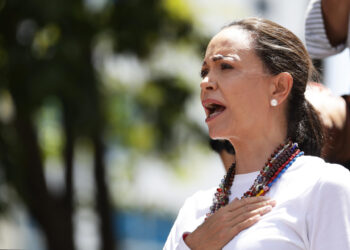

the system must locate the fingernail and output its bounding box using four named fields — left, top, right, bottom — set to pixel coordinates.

left=252, top=214, right=261, bottom=220
left=263, top=205, right=272, bottom=213
left=268, top=200, right=277, bottom=206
